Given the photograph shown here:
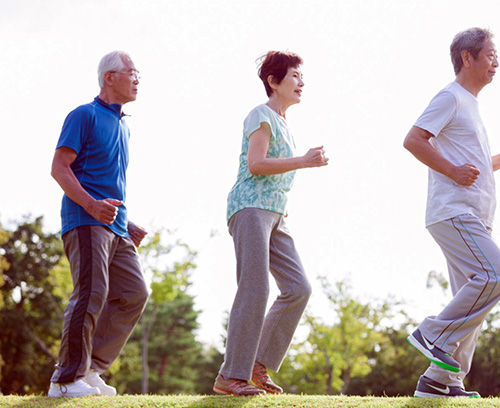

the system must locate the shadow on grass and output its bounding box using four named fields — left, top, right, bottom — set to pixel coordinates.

left=4, top=395, right=67, bottom=408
